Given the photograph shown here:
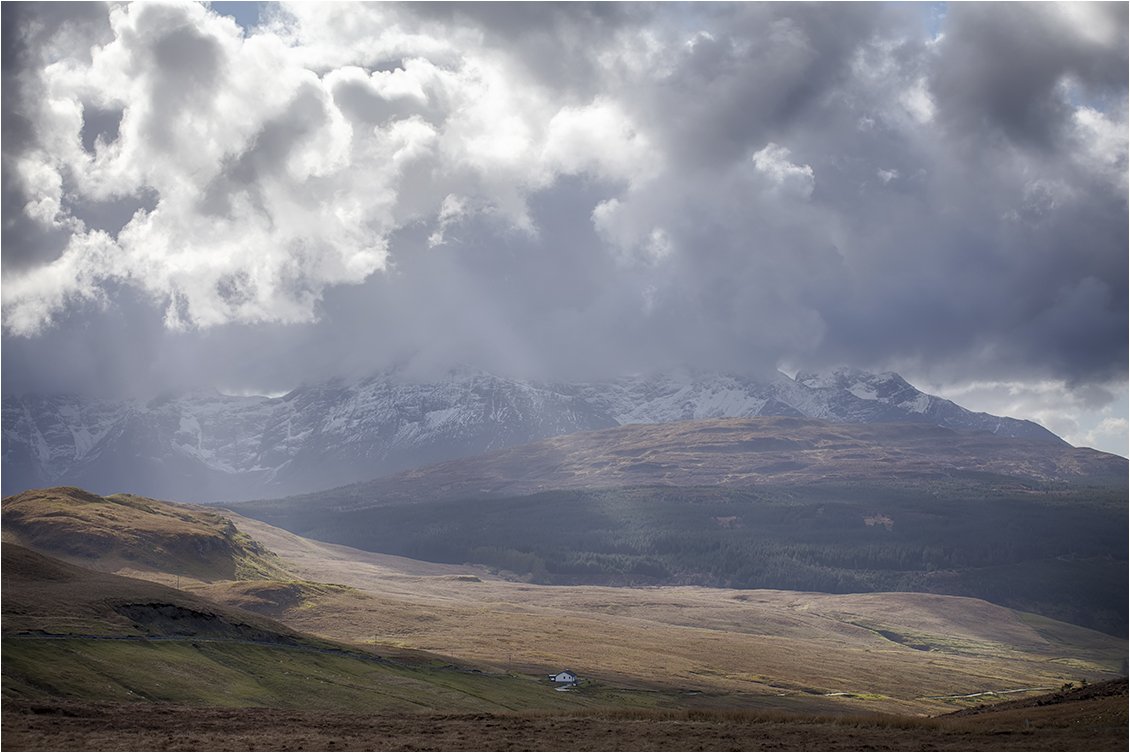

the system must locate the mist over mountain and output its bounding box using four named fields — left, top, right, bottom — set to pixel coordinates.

left=2, top=1, right=1126, bottom=461
left=2, top=367, right=1066, bottom=502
